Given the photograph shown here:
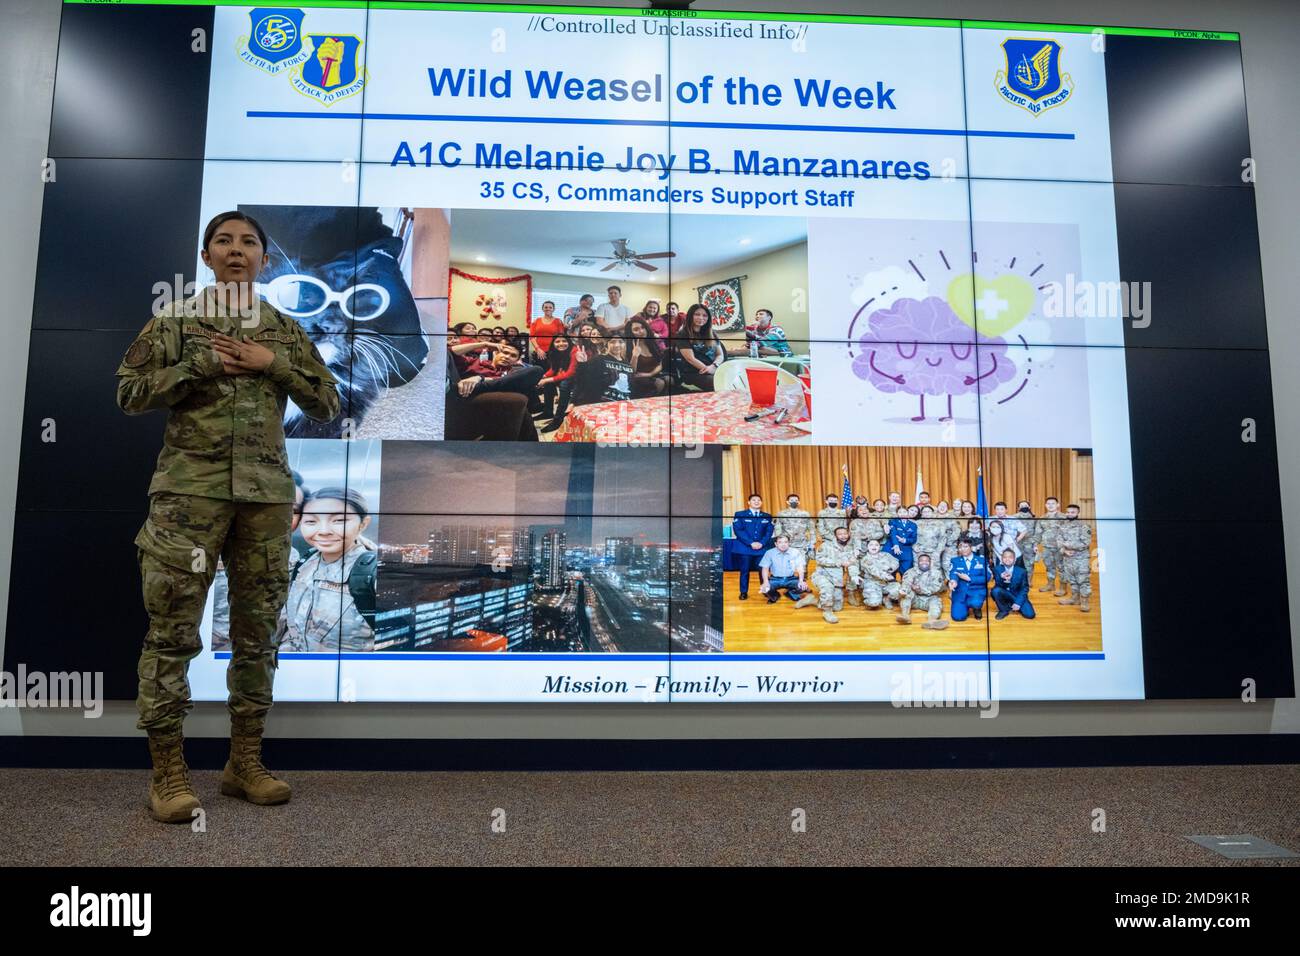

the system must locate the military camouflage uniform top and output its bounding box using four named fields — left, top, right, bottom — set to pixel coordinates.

left=284, top=543, right=376, bottom=653
left=940, top=515, right=962, bottom=556
left=816, top=506, right=847, bottom=543
left=1057, top=517, right=1093, bottom=556
left=1020, top=515, right=1042, bottom=551
left=847, top=516, right=871, bottom=553
left=850, top=514, right=887, bottom=552
left=1037, top=511, right=1066, bottom=549
left=1057, top=518, right=1094, bottom=599
left=116, top=291, right=340, bottom=503
left=914, top=520, right=946, bottom=558
left=859, top=549, right=900, bottom=583
left=902, top=564, right=947, bottom=598
left=813, top=538, right=859, bottom=587
left=773, top=508, right=815, bottom=552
